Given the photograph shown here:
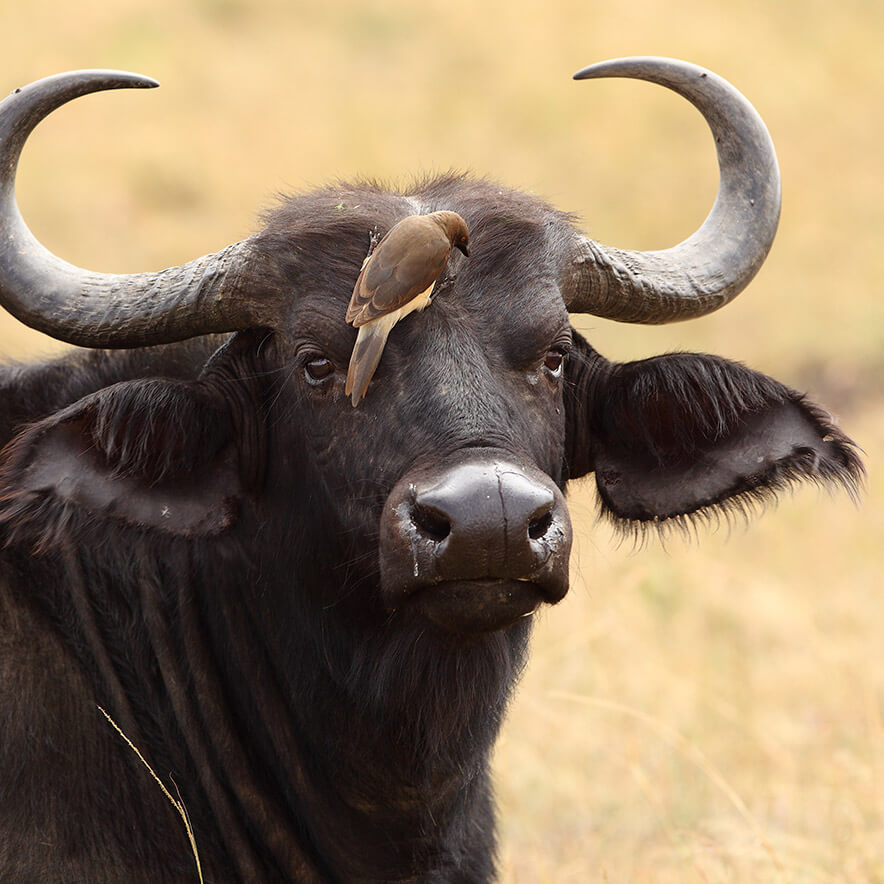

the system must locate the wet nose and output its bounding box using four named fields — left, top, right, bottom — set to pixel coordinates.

left=379, top=451, right=572, bottom=613
left=409, top=462, right=558, bottom=579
